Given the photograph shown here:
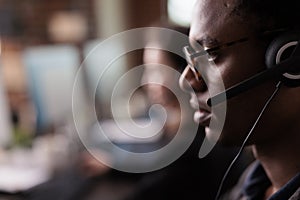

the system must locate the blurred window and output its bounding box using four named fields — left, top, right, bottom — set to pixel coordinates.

left=167, top=0, right=197, bottom=27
